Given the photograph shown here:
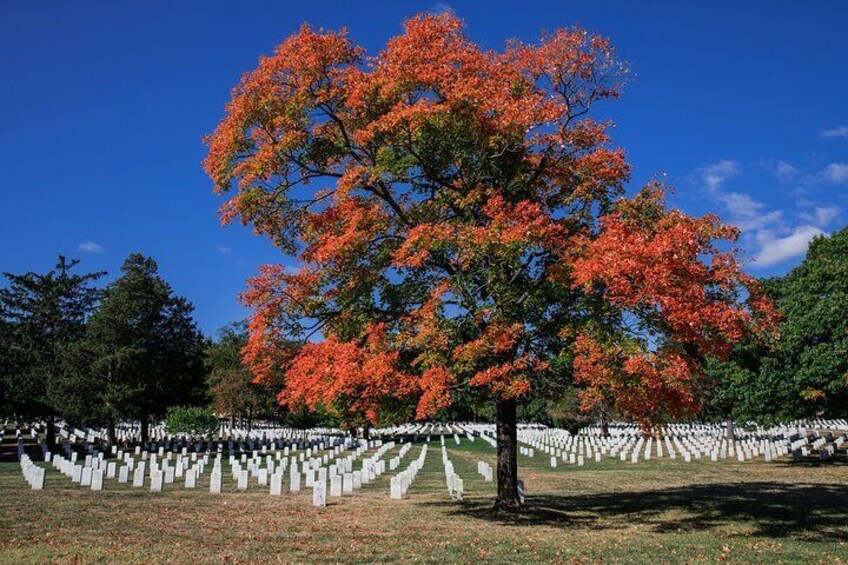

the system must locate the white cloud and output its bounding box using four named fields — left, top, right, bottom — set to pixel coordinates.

left=819, top=163, right=848, bottom=184
left=698, top=160, right=740, bottom=193
left=218, top=245, right=233, bottom=255
left=696, top=160, right=836, bottom=269
left=773, top=160, right=799, bottom=183
left=800, top=205, right=841, bottom=228
left=698, top=161, right=782, bottom=232
left=820, top=126, right=848, bottom=139
left=78, top=241, right=103, bottom=254
left=429, top=2, right=454, bottom=14
left=753, top=225, right=825, bottom=267
left=717, top=191, right=783, bottom=231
